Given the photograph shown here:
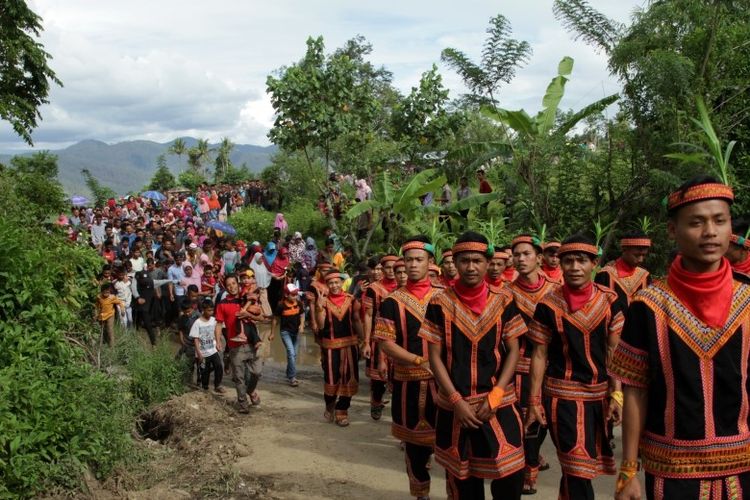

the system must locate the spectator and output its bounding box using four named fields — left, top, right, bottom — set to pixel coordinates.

left=189, top=299, right=225, bottom=393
